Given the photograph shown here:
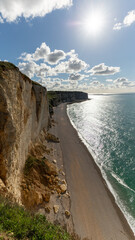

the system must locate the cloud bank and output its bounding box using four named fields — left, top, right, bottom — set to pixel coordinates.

left=113, top=78, right=135, bottom=87
left=18, top=42, right=89, bottom=80
left=88, top=63, right=120, bottom=75
left=0, top=0, right=72, bottom=22
left=18, top=42, right=133, bottom=92
left=114, top=10, right=135, bottom=30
